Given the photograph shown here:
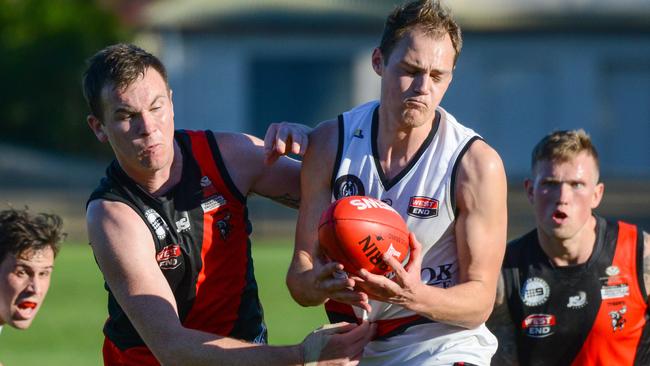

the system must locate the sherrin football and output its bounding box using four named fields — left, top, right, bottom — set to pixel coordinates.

left=318, top=196, right=410, bottom=276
